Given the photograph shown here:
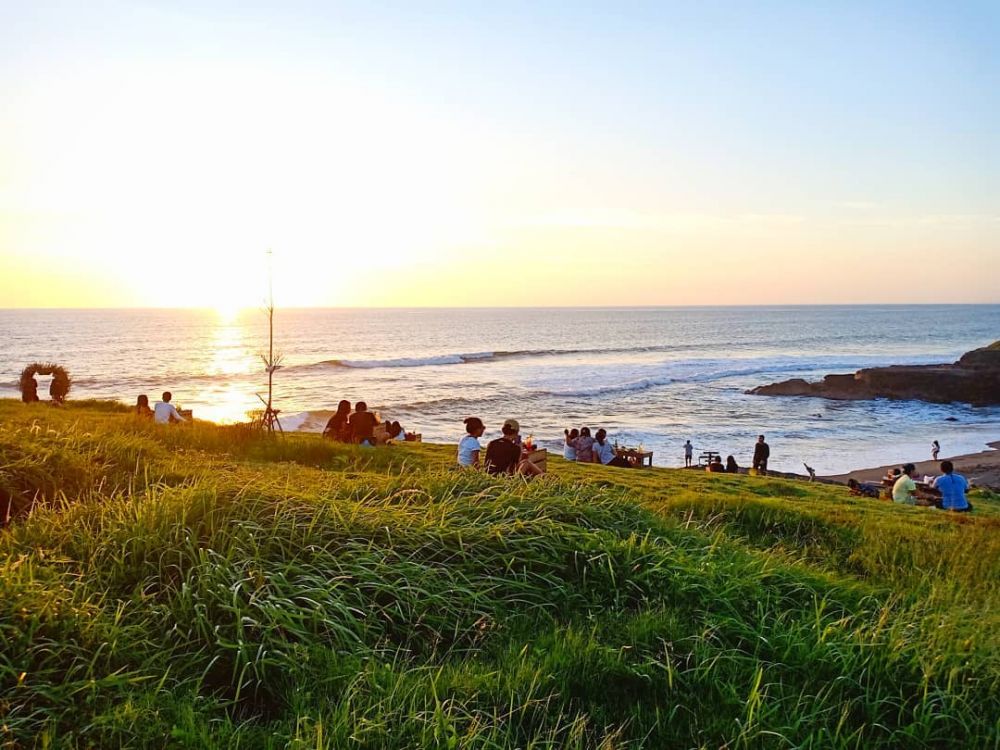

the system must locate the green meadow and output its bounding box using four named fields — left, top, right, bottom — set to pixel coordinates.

left=1, top=400, right=997, bottom=749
